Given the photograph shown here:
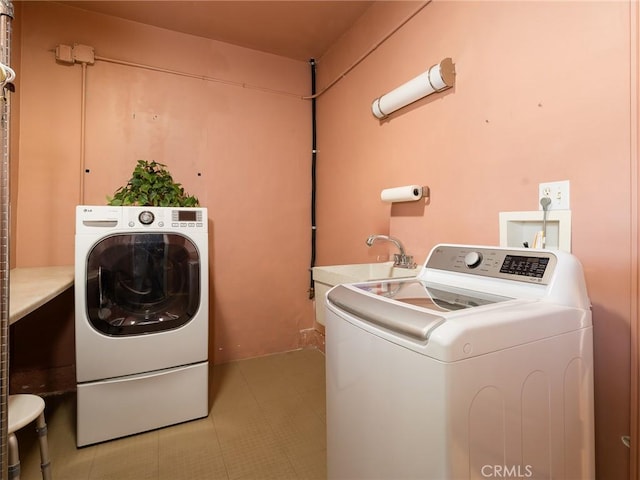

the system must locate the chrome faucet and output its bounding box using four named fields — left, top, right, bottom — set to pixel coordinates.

left=366, top=234, right=416, bottom=269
